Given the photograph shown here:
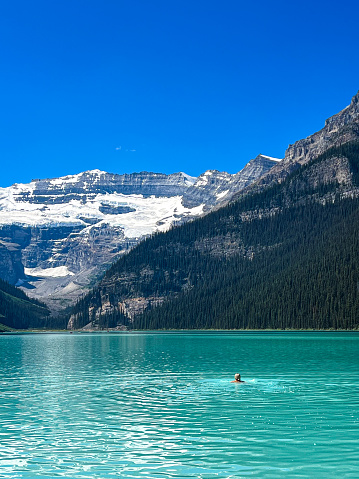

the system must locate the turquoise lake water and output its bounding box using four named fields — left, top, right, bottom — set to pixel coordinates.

left=0, top=331, right=358, bottom=478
